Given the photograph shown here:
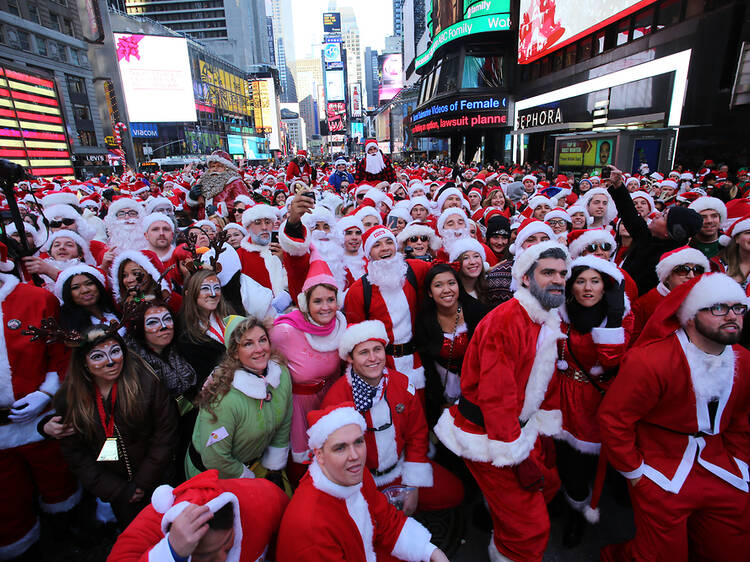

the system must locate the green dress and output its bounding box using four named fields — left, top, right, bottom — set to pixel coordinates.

left=185, top=360, right=293, bottom=479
